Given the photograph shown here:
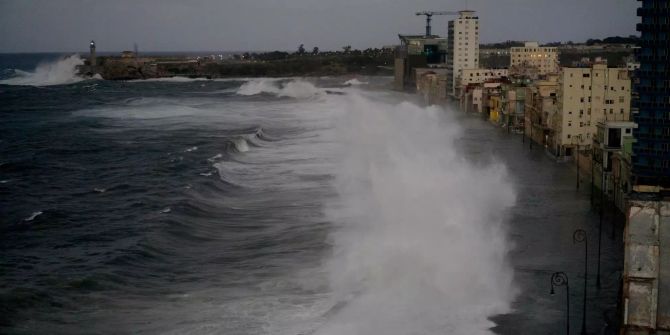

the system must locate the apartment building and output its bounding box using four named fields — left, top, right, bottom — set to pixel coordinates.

left=446, top=10, right=479, bottom=97
left=554, top=62, right=632, bottom=157
left=510, top=41, right=560, bottom=75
